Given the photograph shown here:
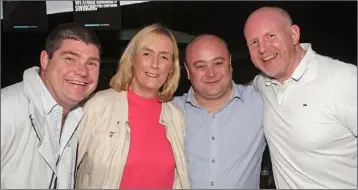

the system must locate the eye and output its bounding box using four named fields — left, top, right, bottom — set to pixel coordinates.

left=249, top=40, right=258, bottom=46
left=65, top=57, right=75, bottom=62
left=143, top=52, right=151, bottom=56
left=160, top=55, right=169, bottom=60
left=268, top=34, right=276, bottom=38
left=195, top=64, right=205, bottom=69
left=215, top=62, right=223, bottom=66
left=87, top=62, right=98, bottom=67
